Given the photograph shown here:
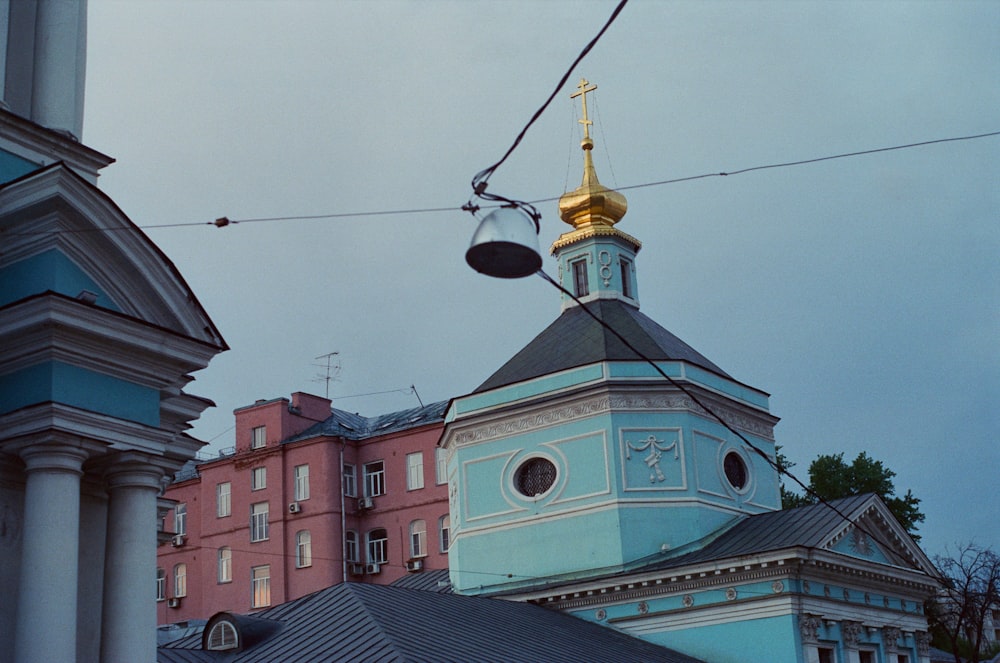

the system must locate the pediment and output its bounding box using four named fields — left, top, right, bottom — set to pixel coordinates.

left=820, top=494, right=936, bottom=576
left=0, top=163, right=226, bottom=350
